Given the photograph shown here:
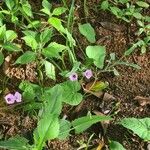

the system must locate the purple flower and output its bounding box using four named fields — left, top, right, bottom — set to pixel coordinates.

left=14, top=91, right=22, bottom=102
left=83, top=69, right=93, bottom=79
left=69, top=72, right=78, bottom=81
left=4, top=93, right=16, bottom=104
